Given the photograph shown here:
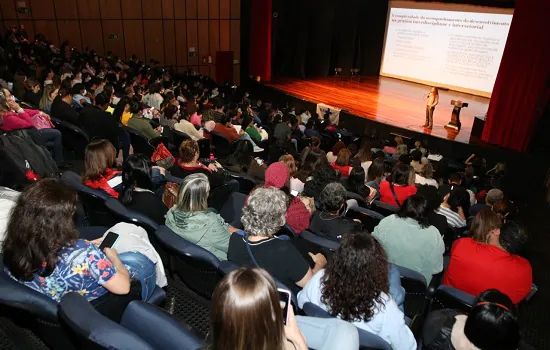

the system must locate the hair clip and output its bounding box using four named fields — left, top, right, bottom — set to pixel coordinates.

left=475, top=301, right=509, bottom=311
